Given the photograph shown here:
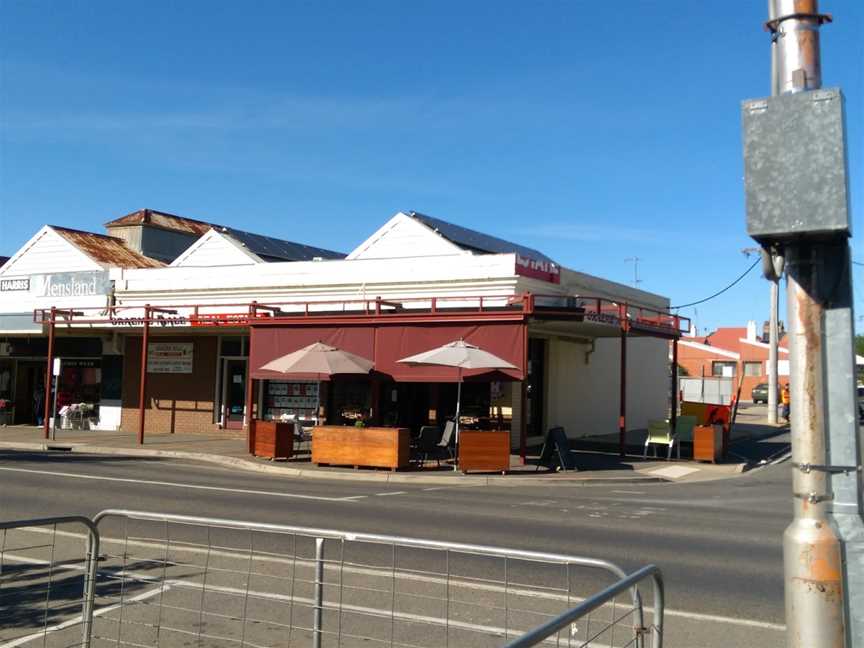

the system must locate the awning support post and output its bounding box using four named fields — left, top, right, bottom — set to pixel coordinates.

left=43, top=307, right=55, bottom=439
left=137, top=305, right=150, bottom=445
left=670, top=333, right=679, bottom=434
left=619, top=306, right=628, bottom=458
left=520, top=324, right=529, bottom=464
